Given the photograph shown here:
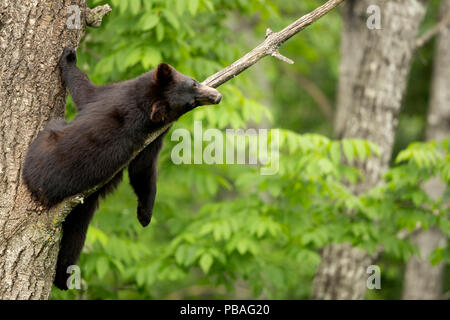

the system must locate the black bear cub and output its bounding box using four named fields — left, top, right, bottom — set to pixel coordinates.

left=22, top=48, right=221, bottom=290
